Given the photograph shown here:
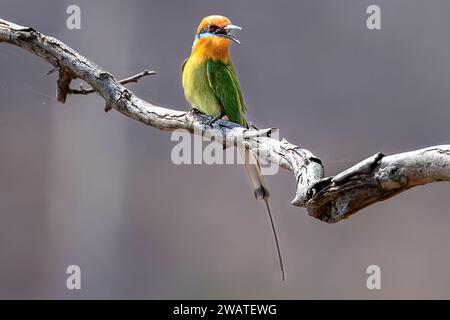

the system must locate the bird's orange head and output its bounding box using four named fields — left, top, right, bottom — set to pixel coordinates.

left=192, top=15, right=241, bottom=57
